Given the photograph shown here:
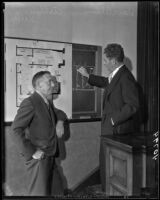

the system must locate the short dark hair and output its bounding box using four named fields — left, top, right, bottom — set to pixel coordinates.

left=32, top=71, right=50, bottom=88
left=104, top=43, right=124, bottom=63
